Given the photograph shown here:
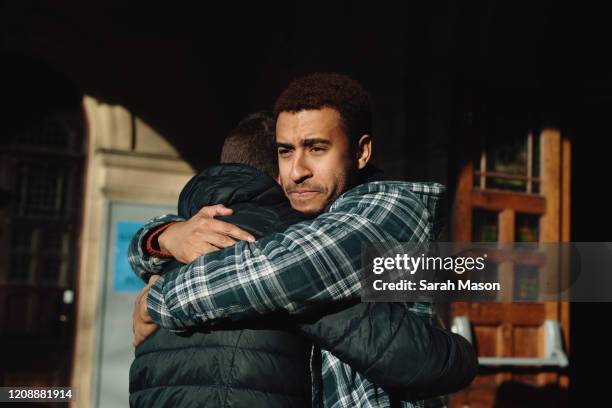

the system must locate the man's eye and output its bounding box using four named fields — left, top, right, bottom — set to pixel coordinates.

left=278, top=149, right=292, bottom=156
left=311, top=146, right=326, bottom=153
